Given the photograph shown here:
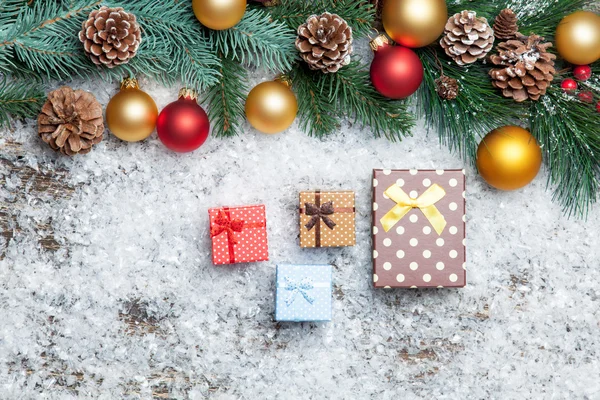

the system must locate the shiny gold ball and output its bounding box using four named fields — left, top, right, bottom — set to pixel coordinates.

left=382, top=0, right=448, bottom=48
left=476, top=126, right=542, bottom=191
left=245, top=80, right=298, bottom=135
left=556, top=11, right=600, bottom=65
left=106, top=79, right=158, bottom=142
left=192, top=0, right=246, bottom=30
